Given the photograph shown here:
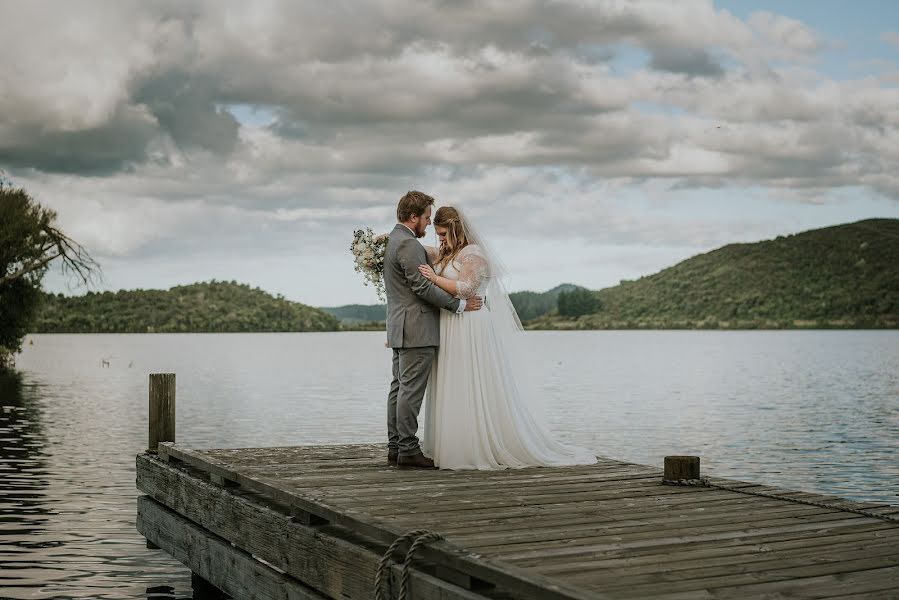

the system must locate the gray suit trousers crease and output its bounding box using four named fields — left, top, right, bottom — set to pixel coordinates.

left=387, top=346, right=437, bottom=456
